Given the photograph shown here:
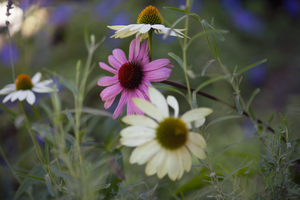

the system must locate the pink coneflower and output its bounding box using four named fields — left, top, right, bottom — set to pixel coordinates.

left=98, top=35, right=174, bottom=119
